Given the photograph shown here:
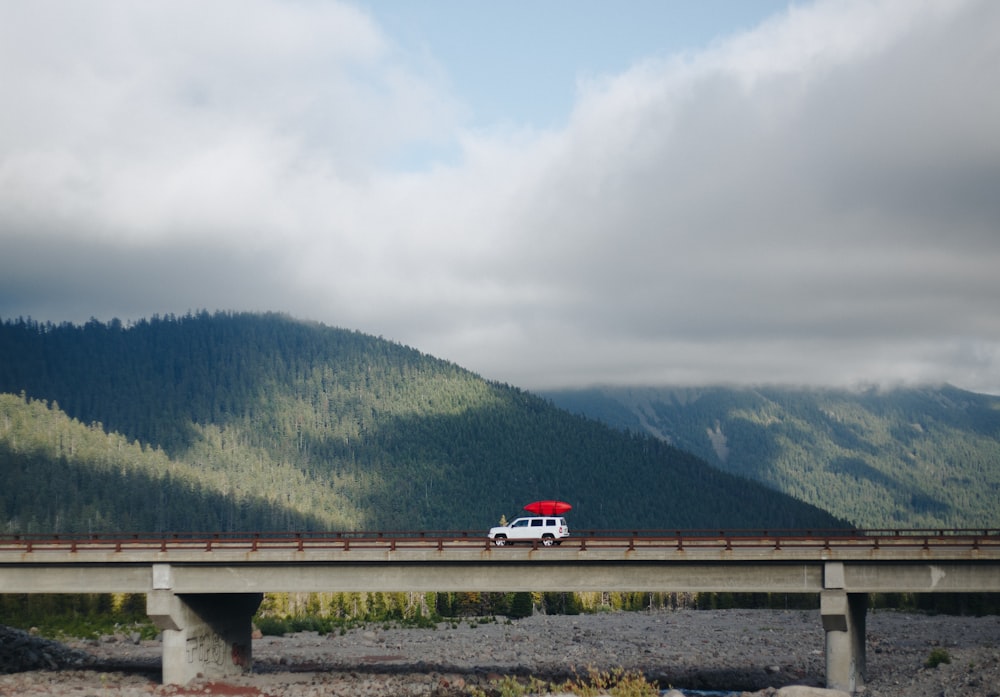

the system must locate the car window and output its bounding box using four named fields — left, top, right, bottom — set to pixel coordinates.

left=512, top=520, right=528, bottom=528
left=546, top=519, right=555, bottom=526
left=531, top=519, right=543, bottom=527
